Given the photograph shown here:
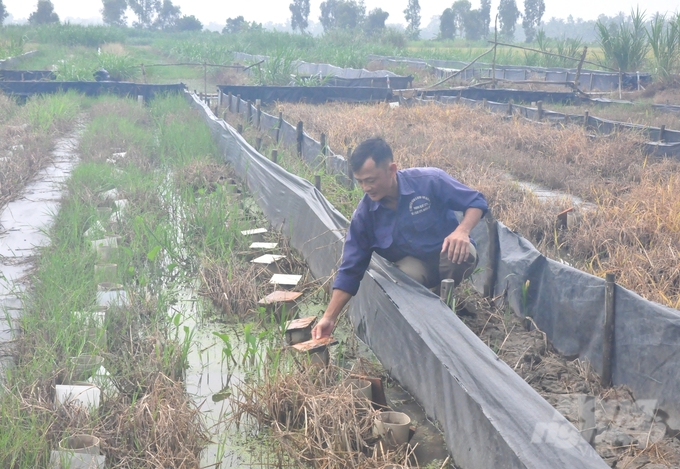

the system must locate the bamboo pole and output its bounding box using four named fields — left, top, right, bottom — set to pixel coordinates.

left=486, top=41, right=618, bottom=71
left=426, top=47, right=495, bottom=89
left=492, top=15, right=498, bottom=89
